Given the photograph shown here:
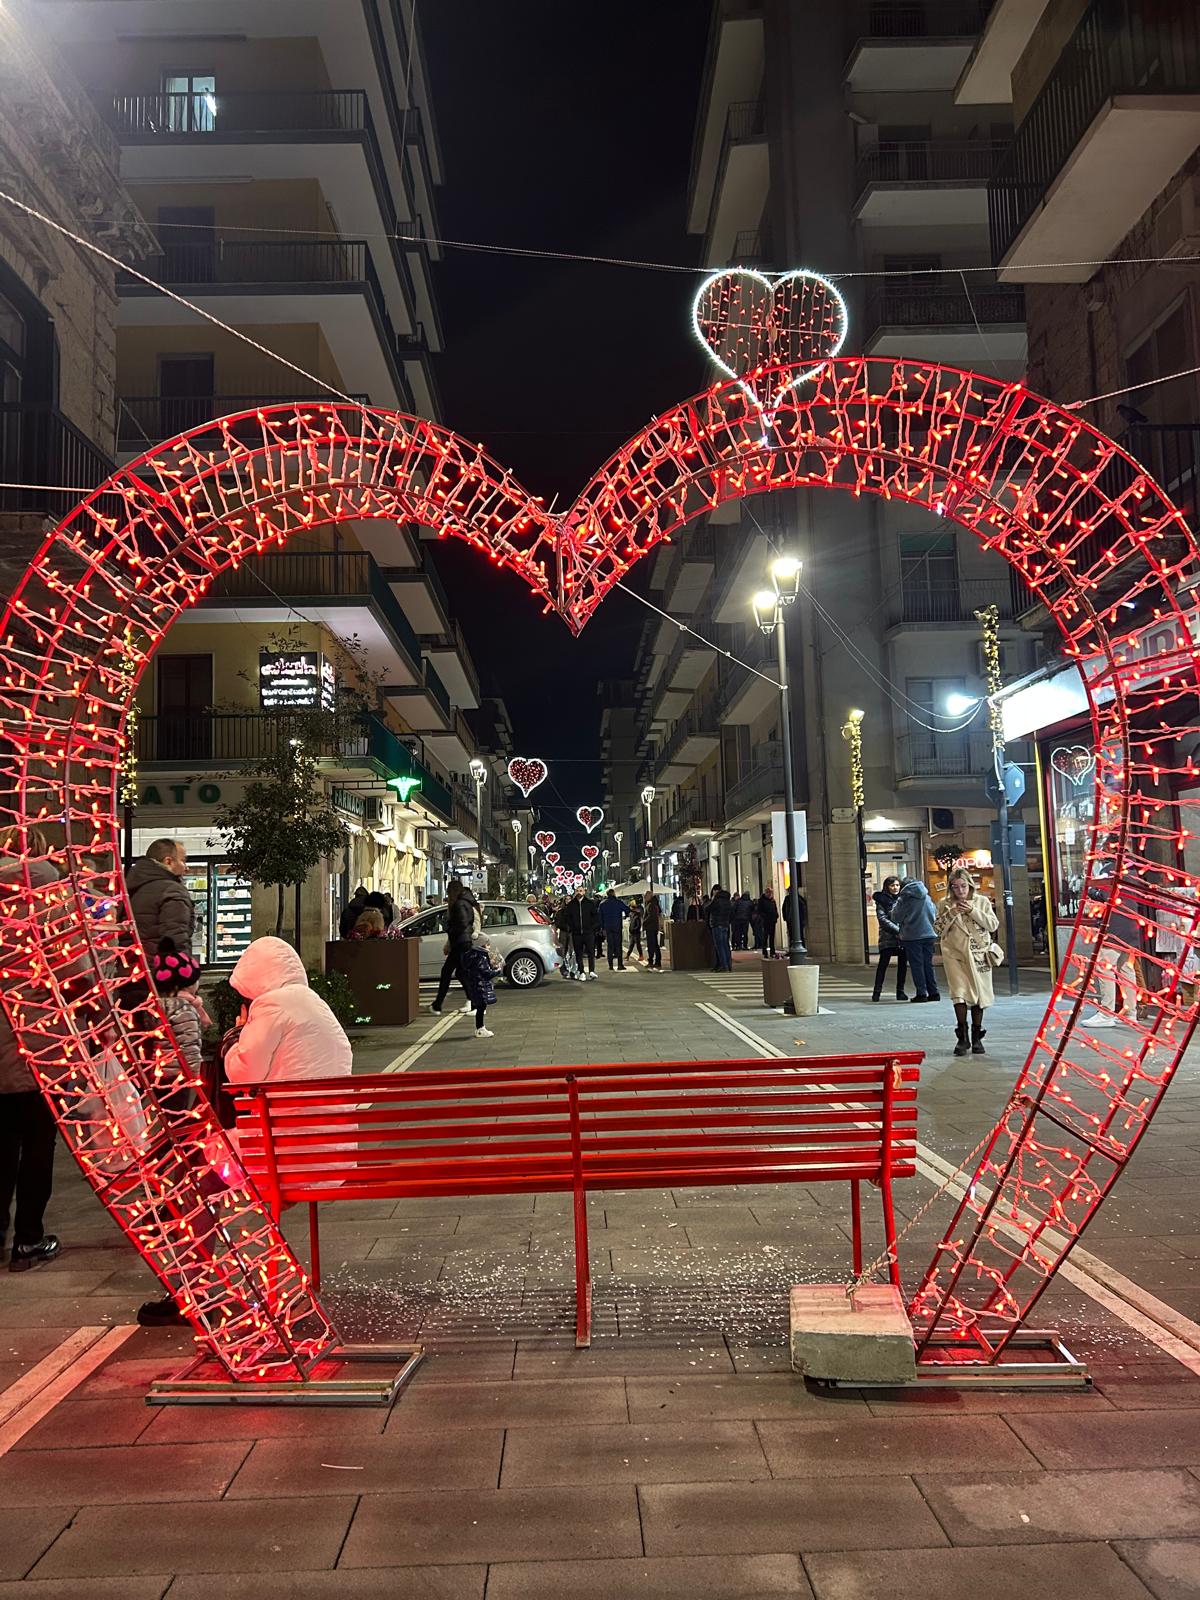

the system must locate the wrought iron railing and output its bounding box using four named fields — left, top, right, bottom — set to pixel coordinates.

left=659, top=792, right=723, bottom=846
left=1124, top=423, right=1200, bottom=542
left=895, top=730, right=994, bottom=780
left=990, top=0, right=1200, bottom=263
left=116, top=391, right=369, bottom=451
left=725, top=741, right=786, bottom=819
left=133, top=238, right=372, bottom=287
left=861, top=0, right=991, bottom=38
left=0, top=403, right=112, bottom=514
left=730, top=228, right=774, bottom=268
left=655, top=698, right=721, bottom=773
left=857, top=139, right=1009, bottom=189
left=866, top=280, right=1025, bottom=332
left=895, top=574, right=1025, bottom=625
left=108, top=89, right=375, bottom=137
